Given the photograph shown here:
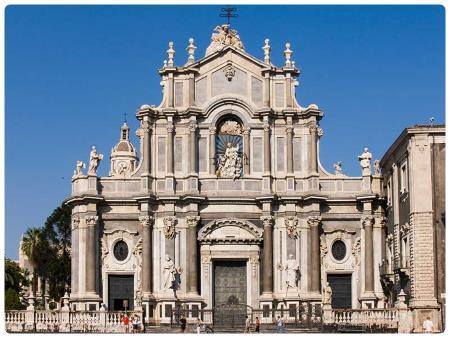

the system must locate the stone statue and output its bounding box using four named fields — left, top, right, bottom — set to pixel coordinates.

left=216, top=143, right=242, bottom=179
left=333, top=161, right=343, bottom=175
left=285, top=254, right=300, bottom=297
left=88, top=146, right=104, bottom=175
left=162, top=255, right=177, bottom=291
left=73, top=160, right=85, bottom=177
left=323, top=282, right=332, bottom=305
left=205, top=24, right=244, bottom=56
left=374, top=160, right=381, bottom=175
left=358, top=147, right=372, bottom=175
